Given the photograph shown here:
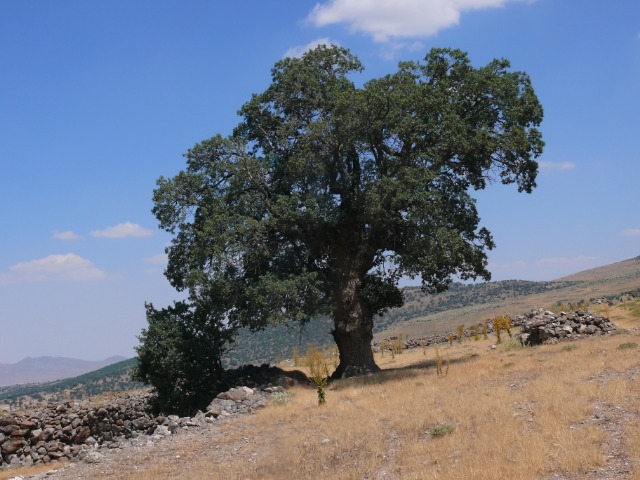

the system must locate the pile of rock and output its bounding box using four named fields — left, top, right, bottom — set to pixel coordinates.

left=0, top=383, right=288, bottom=469
left=517, top=308, right=615, bottom=345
